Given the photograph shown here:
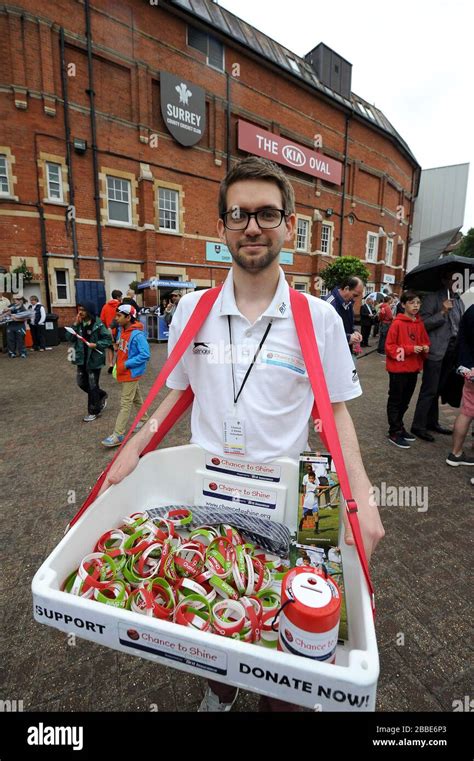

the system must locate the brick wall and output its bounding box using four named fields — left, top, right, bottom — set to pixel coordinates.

left=0, top=0, right=418, bottom=324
